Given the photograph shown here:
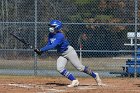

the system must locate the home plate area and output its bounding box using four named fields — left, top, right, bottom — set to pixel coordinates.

left=7, top=83, right=98, bottom=93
